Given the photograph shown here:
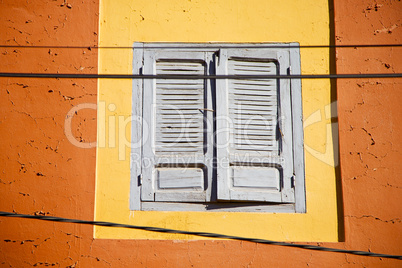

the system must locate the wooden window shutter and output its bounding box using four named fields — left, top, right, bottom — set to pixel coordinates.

left=140, top=50, right=214, bottom=203
left=216, top=48, right=295, bottom=203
